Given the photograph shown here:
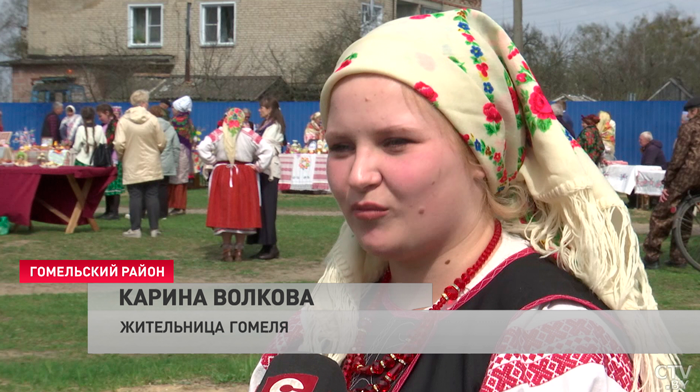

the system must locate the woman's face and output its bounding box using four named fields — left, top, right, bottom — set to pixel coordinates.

left=67, top=109, right=74, bottom=116
left=325, top=75, right=487, bottom=262
left=97, top=111, right=110, bottom=124
left=259, top=105, right=272, bottom=119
